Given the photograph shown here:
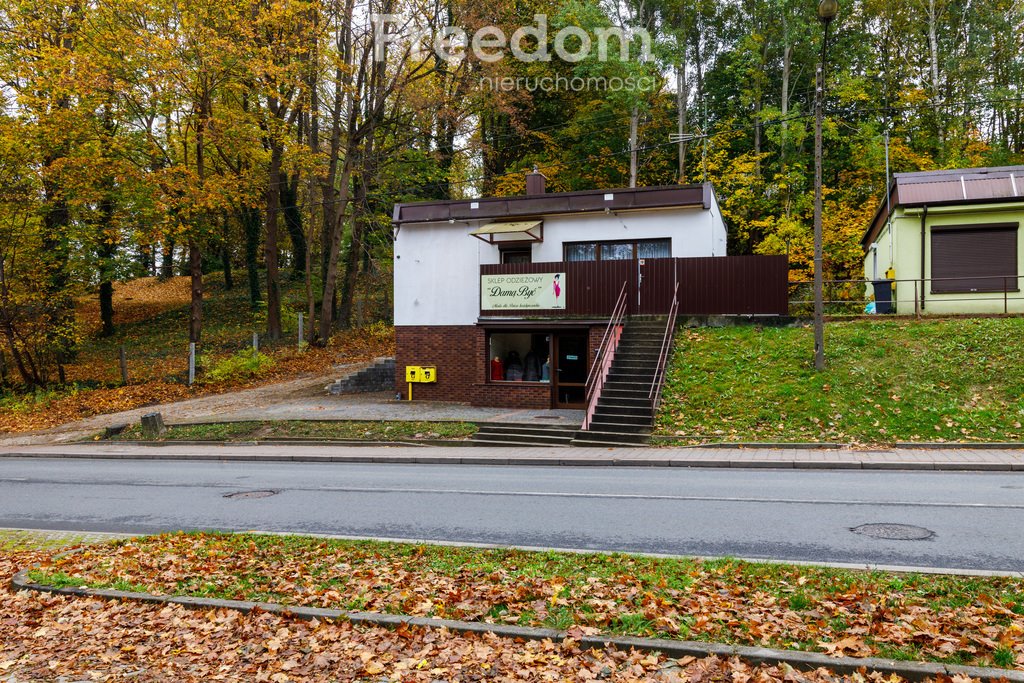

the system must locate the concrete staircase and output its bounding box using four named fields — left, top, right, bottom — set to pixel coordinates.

left=572, top=317, right=667, bottom=447
left=471, top=422, right=578, bottom=447
left=325, top=357, right=396, bottom=395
